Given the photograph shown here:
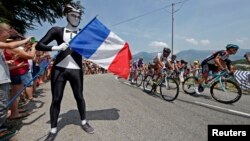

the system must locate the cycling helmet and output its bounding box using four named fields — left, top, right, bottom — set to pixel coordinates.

left=180, top=60, right=187, bottom=64
left=194, top=60, right=199, bottom=64
left=171, top=54, right=177, bottom=60
left=163, top=47, right=171, bottom=53
left=63, top=1, right=84, bottom=15
left=226, top=44, right=239, bottom=50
